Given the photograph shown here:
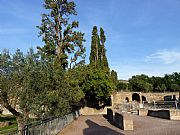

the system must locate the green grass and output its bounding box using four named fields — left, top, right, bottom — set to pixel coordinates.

left=0, top=115, right=17, bottom=133
left=0, top=115, right=39, bottom=134
left=0, top=124, right=18, bottom=134
left=0, top=116, right=16, bottom=122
